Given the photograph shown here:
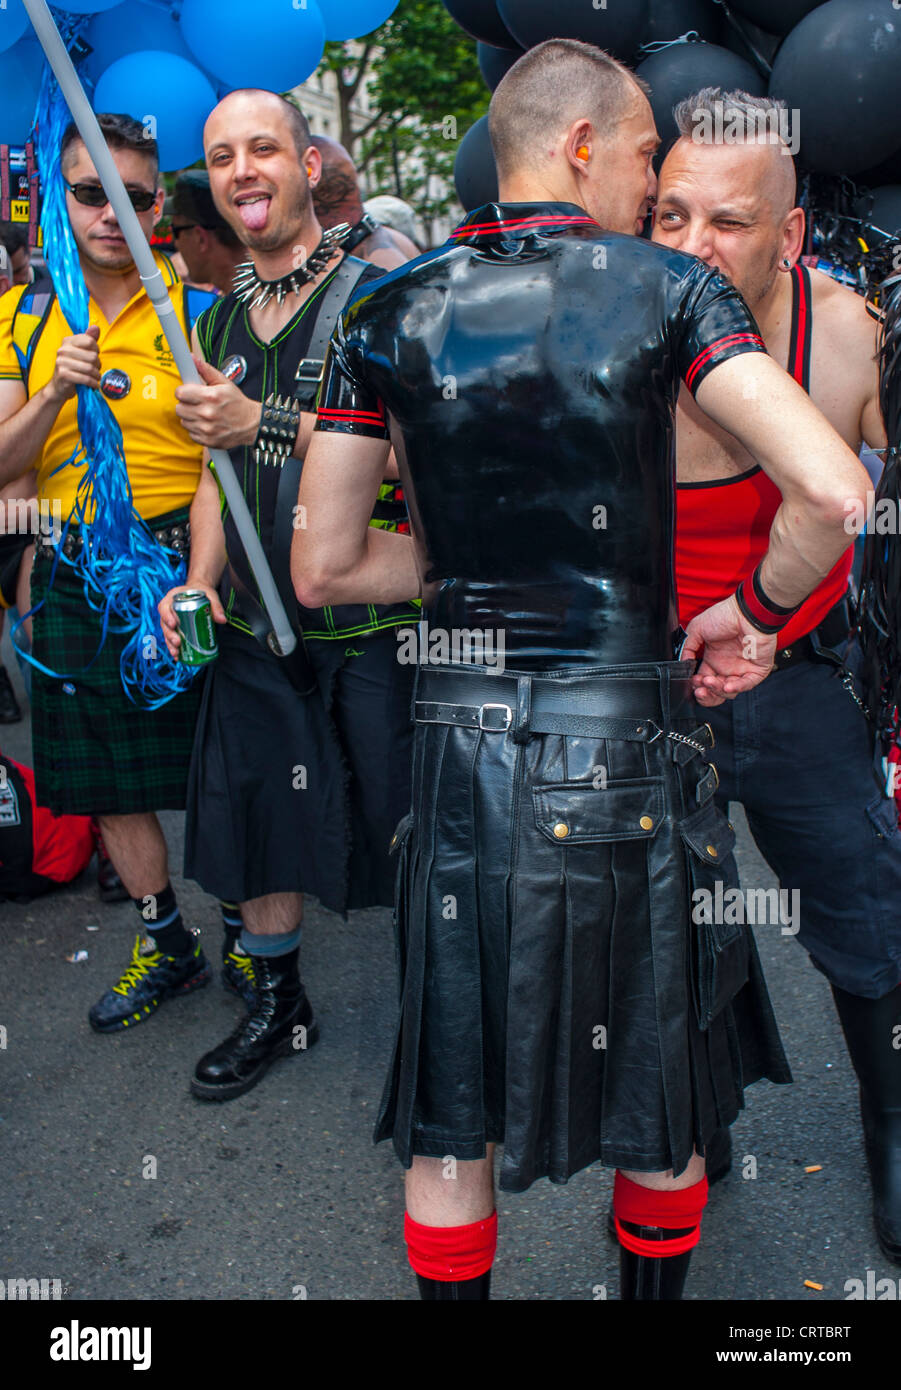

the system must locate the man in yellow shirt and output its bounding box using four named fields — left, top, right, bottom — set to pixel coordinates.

left=0, top=114, right=220, bottom=1031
